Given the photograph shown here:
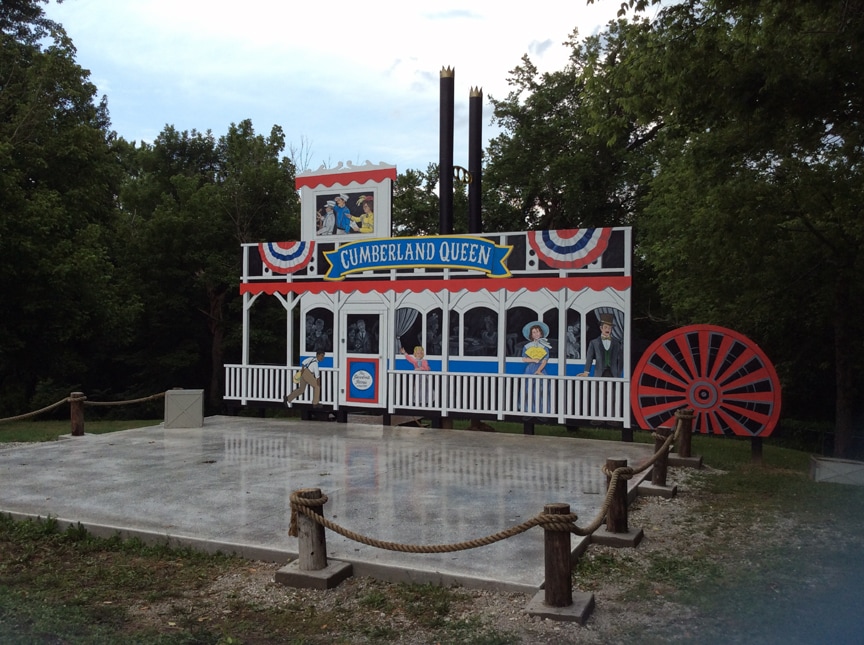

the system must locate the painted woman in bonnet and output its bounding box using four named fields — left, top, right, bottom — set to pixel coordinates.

left=522, top=321, right=551, bottom=376
left=521, top=321, right=552, bottom=412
